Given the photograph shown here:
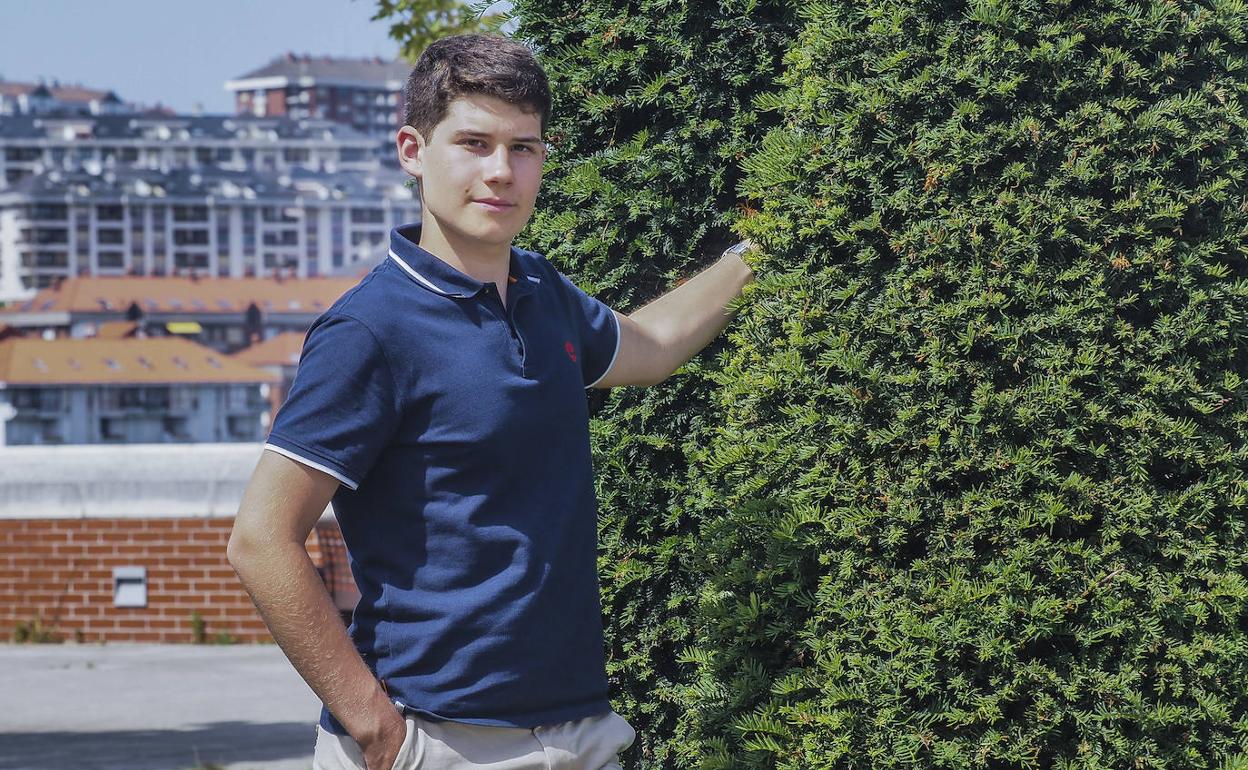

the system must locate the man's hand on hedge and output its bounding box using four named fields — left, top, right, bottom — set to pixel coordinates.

left=722, top=238, right=761, bottom=276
